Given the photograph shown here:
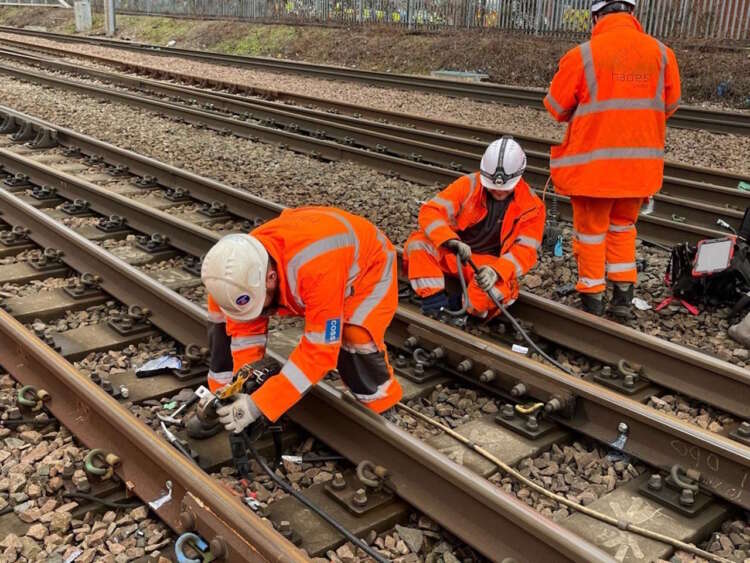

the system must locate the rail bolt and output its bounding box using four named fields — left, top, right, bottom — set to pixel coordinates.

left=209, top=536, right=227, bottom=559
left=601, top=366, right=613, bottom=379
left=501, top=404, right=515, bottom=420
left=679, top=488, right=695, bottom=507
left=403, top=336, right=418, bottom=348
left=738, top=422, right=750, bottom=438
left=647, top=474, right=663, bottom=491
left=178, top=511, right=196, bottom=531
left=395, top=355, right=407, bottom=368
left=456, top=359, right=473, bottom=373
left=544, top=397, right=563, bottom=414
left=84, top=449, right=120, bottom=481
left=525, top=416, right=539, bottom=431
left=510, top=383, right=527, bottom=398
left=480, top=370, right=496, bottom=383
left=623, top=375, right=636, bottom=388
left=331, top=473, right=347, bottom=491
left=617, top=422, right=629, bottom=435
left=352, top=488, right=368, bottom=507
left=17, top=385, right=47, bottom=412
